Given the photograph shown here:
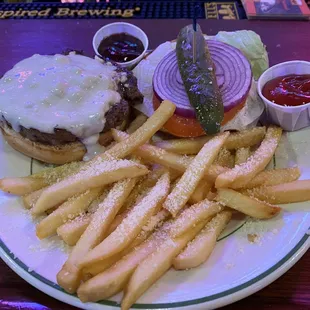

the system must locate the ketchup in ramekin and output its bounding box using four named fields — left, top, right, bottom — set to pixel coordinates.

left=262, top=74, right=310, bottom=107
left=257, top=61, right=310, bottom=131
